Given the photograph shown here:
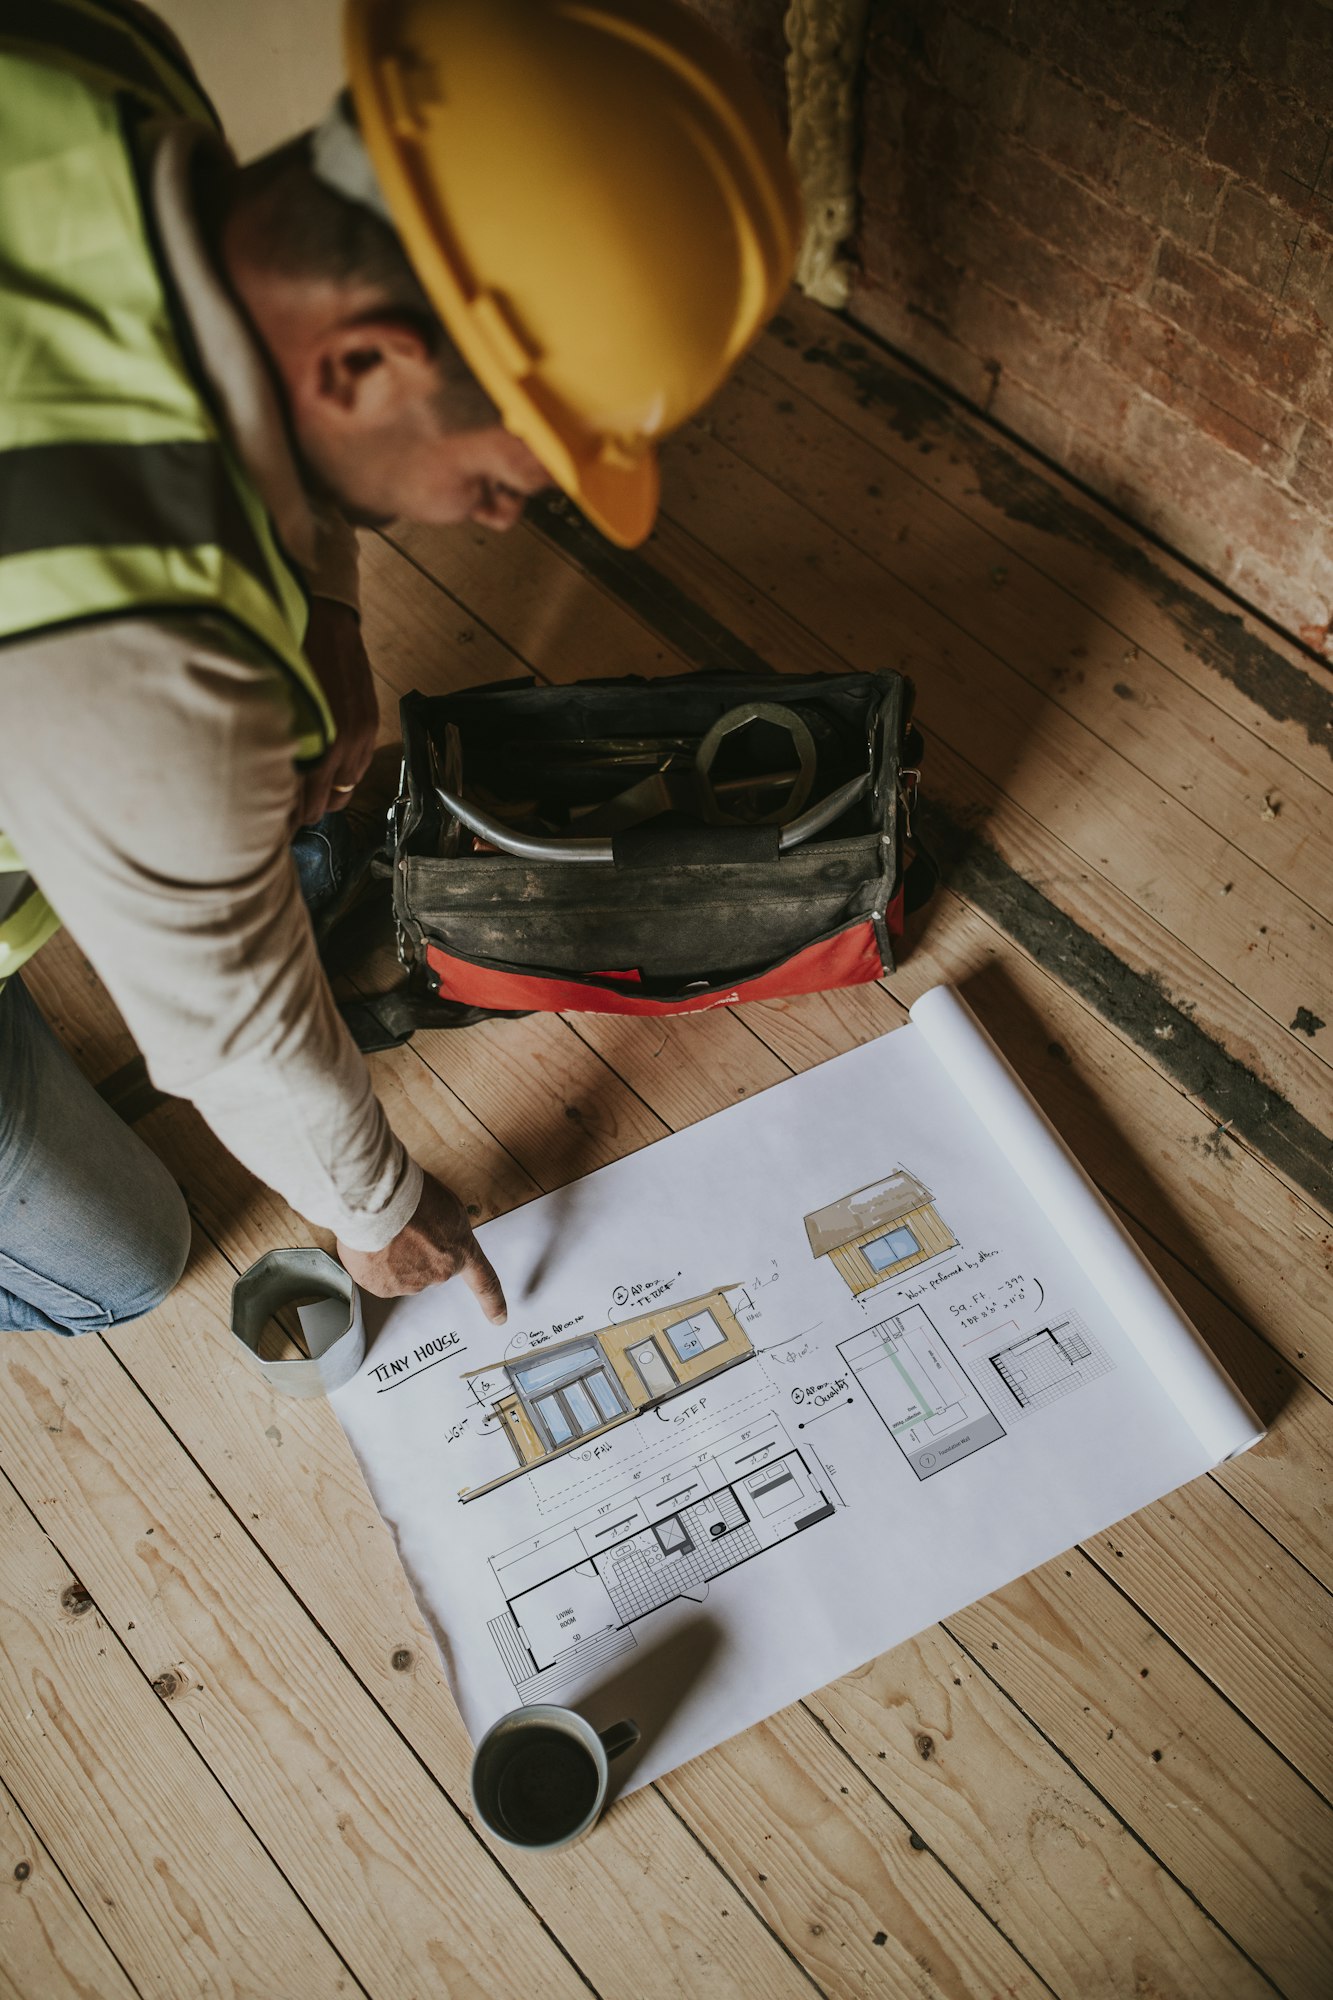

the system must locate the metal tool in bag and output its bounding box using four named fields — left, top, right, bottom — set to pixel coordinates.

left=434, top=701, right=870, bottom=862
left=342, top=669, right=933, bottom=1050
